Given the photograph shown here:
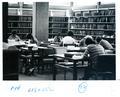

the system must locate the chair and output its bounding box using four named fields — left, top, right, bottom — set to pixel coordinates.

left=20, top=47, right=40, bottom=75
left=40, top=47, right=56, bottom=73
left=3, top=49, right=19, bottom=80
left=95, top=54, right=116, bottom=80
